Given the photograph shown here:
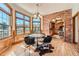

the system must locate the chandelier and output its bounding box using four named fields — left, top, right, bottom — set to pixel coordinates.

left=33, top=4, right=41, bottom=19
